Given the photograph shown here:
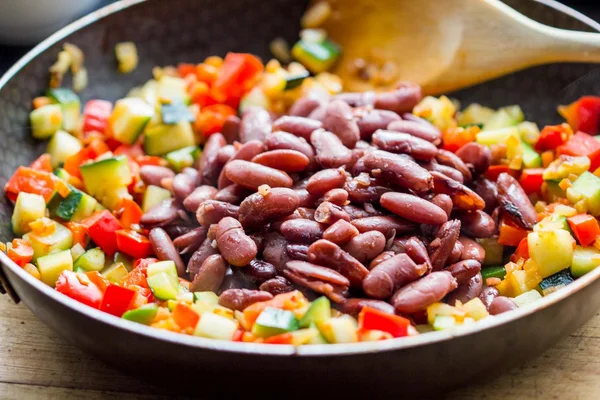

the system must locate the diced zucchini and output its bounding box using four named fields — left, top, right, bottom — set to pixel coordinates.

left=108, top=98, right=154, bottom=144
left=457, top=104, right=495, bottom=127
left=122, top=303, right=159, bottom=325
left=543, top=180, right=567, bottom=202
left=101, top=262, right=129, bottom=283
left=115, top=42, right=139, bottom=74
left=299, top=296, right=331, bottom=328
left=142, top=185, right=172, bottom=213
left=462, top=298, right=489, bottom=321
left=252, top=307, right=299, bottom=338
left=481, top=266, right=506, bottom=280
left=147, top=272, right=180, bottom=301
left=433, top=315, right=458, bottom=331
left=571, top=245, right=600, bottom=278
left=521, top=142, right=541, bottom=168
left=46, top=88, right=80, bottom=133
left=48, top=186, right=97, bottom=222
left=534, top=214, right=571, bottom=233
left=176, top=292, right=195, bottom=303
left=239, top=87, right=270, bottom=113
left=160, top=102, right=195, bottom=125
left=164, top=146, right=200, bottom=172
left=528, top=229, right=574, bottom=278
left=80, top=155, right=132, bottom=209
left=539, top=270, right=574, bottom=295
left=568, top=172, right=600, bottom=216
left=53, top=168, right=71, bottom=181
left=519, top=121, right=540, bottom=145
left=476, top=127, right=520, bottom=146
left=73, top=248, right=105, bottom=272
left=543, top=156, right=590, bottom=182
left=317, top=316, right=358, bottom=343
left=23, top=222, right=73, bottom=261
left=47, top=130, right=82, bottom=168
left=37, top=249, right=73, bottom=287
left=478, top=238, right=504, bottom=266
left=291, top=39, right=341, bottom=74
left=113, top=252, right=133, bottom=272
left=157, top=76, right=190, bottom=105
left=138, top=79, right=159, bottom=107
left=11, top=192, right=46, bottom=236
left=427, top=302, right=457, bottom=324
left=144, top=121, right=195, bottom=156
left=70, top=243, right=86, bottom=262
left=513, top=290, right=542, bottom=307
left=30, top=104, right=63, bottom=139
left=483, top=105, right=524, bottom=131
left=307, top=322, right=328, bottom=344
left=193, top=291, right=219, bottom=304
left=194, top=312, right=238, bottom=340
left=284, top=70, right=310, bottom=91
left=147, top=260, right=177, bottom=278
left=496, top=265, right=542, bottom=298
